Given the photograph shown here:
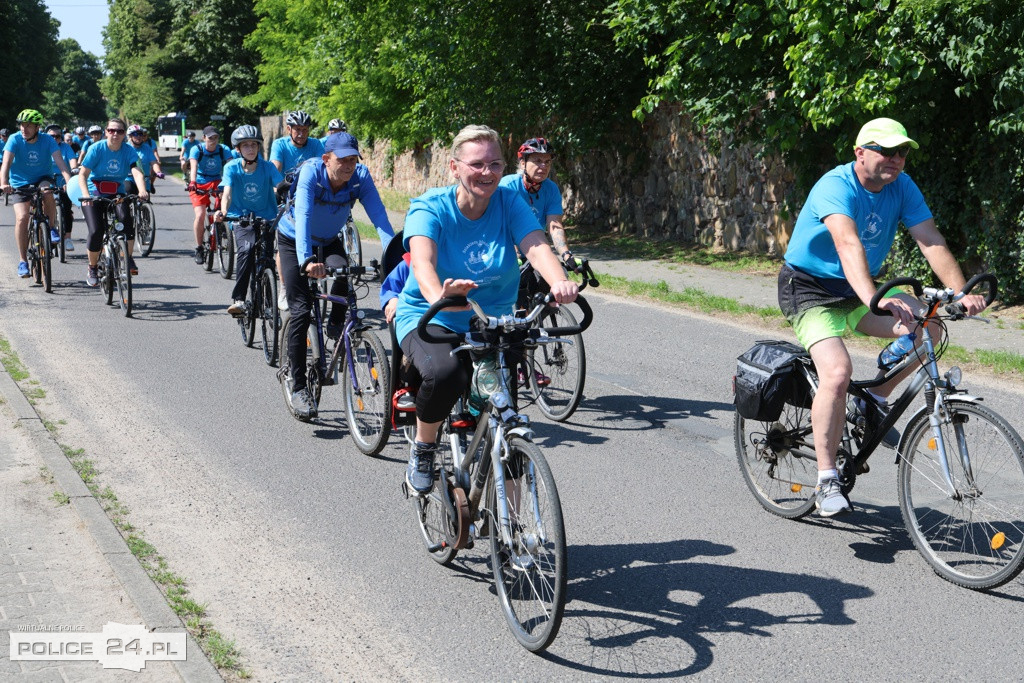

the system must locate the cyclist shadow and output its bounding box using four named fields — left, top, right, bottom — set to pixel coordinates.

left=125, top=298, right=225, bottom=322
left=544, top=539, right=872, bottom=677
left=798, top=501, right=916, bottom=565
left=570, top=393, right=734, bottom=432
